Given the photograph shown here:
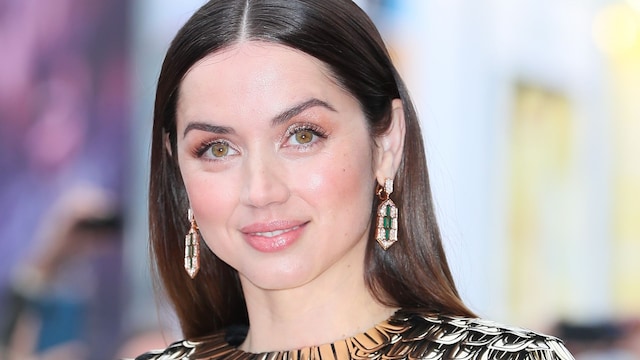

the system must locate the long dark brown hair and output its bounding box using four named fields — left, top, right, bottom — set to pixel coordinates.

left=150, top=0, right=475, bottom=341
